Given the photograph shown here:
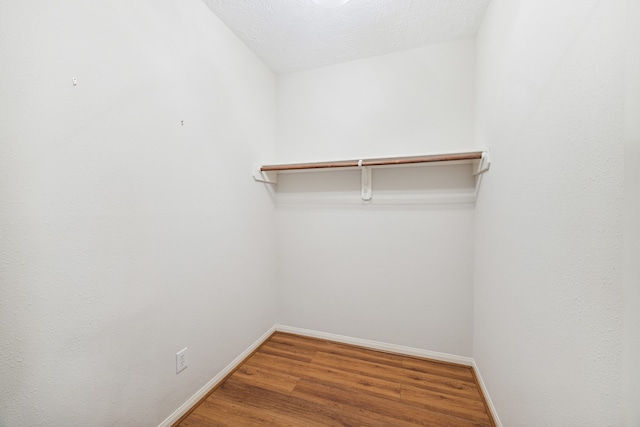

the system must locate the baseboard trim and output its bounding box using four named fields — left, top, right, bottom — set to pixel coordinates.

left=275, top=324, right=474, bottom=367
left=158, top=325, right=276, bottom=427
left=472, top=359, right=503, bottom=427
